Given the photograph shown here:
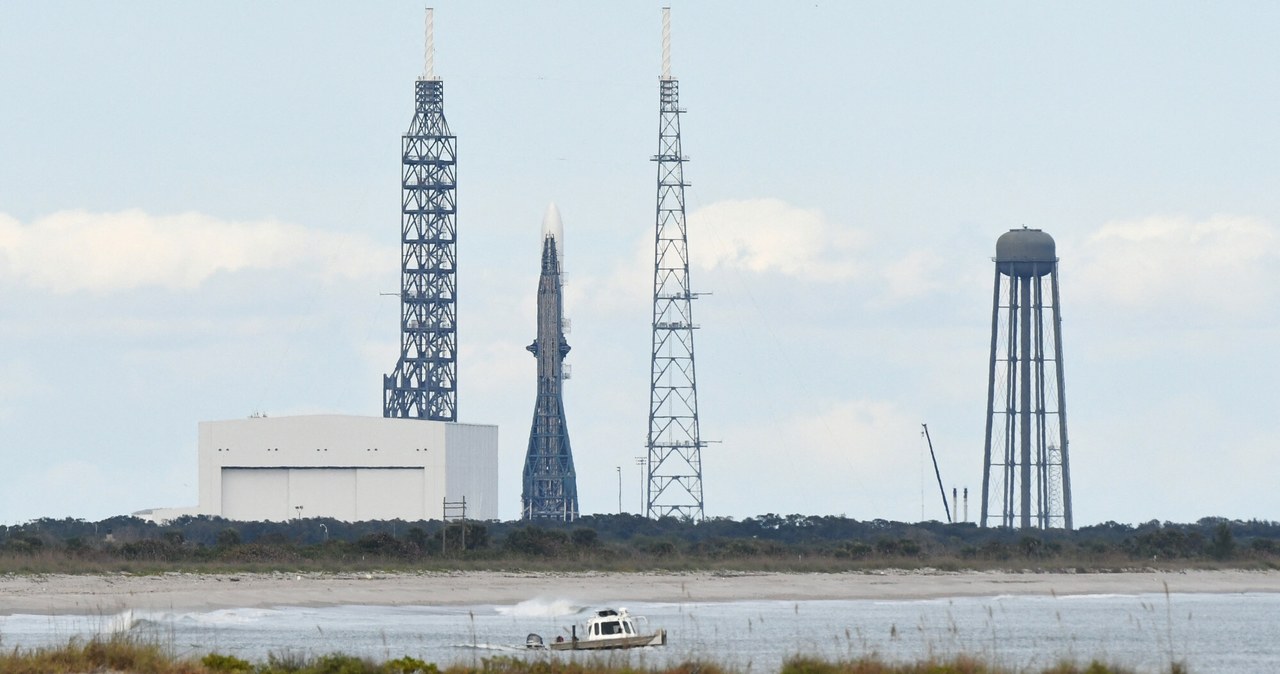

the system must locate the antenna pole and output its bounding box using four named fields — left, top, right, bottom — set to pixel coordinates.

left=661, top=7, right=672, bottom=80
left=424, top=7, right=435, bottom=80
